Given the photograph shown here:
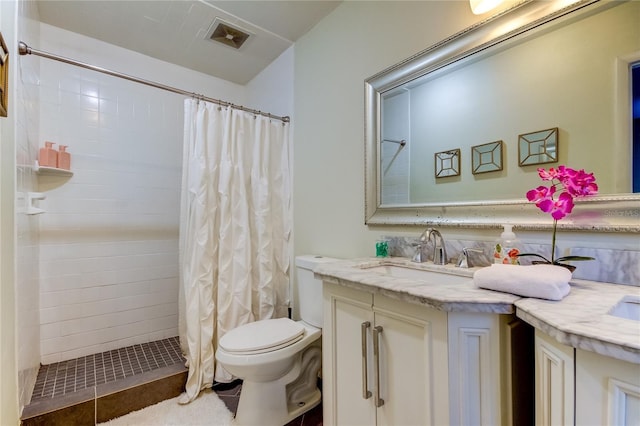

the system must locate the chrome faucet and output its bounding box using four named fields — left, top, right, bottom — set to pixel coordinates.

left=429, top=229, right=448, bottom=265
left=412, top=228, right=448, bottom=265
